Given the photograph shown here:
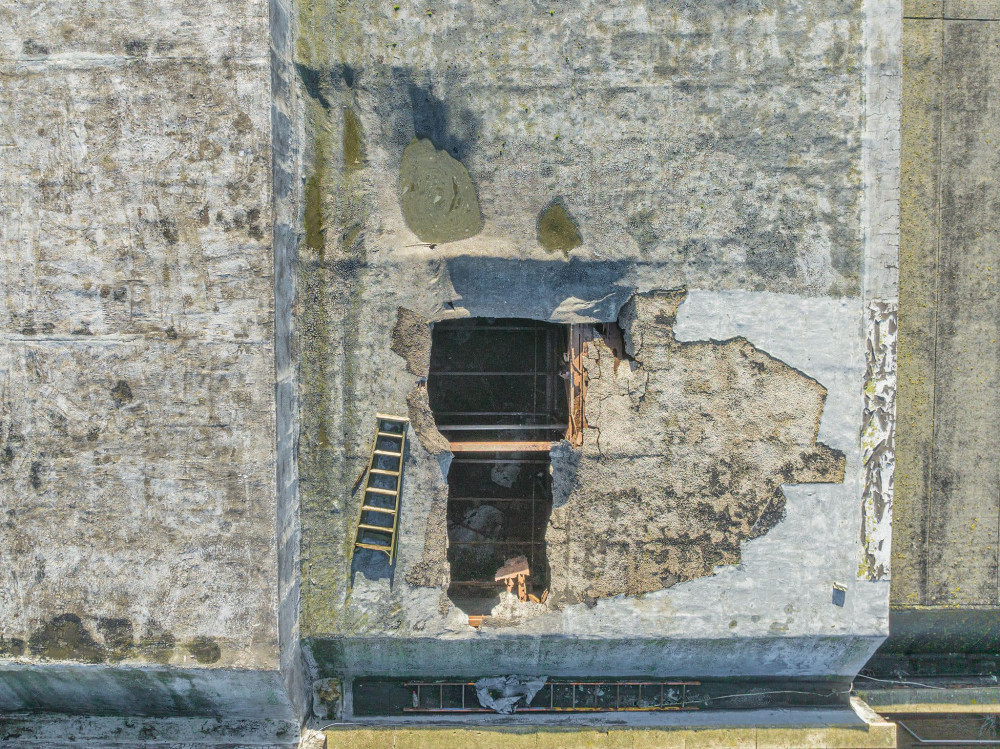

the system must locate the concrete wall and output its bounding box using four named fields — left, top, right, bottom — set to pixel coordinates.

left=293, top=0, right=899, bottom=686
left=0, top=0, right=293, bottom=721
